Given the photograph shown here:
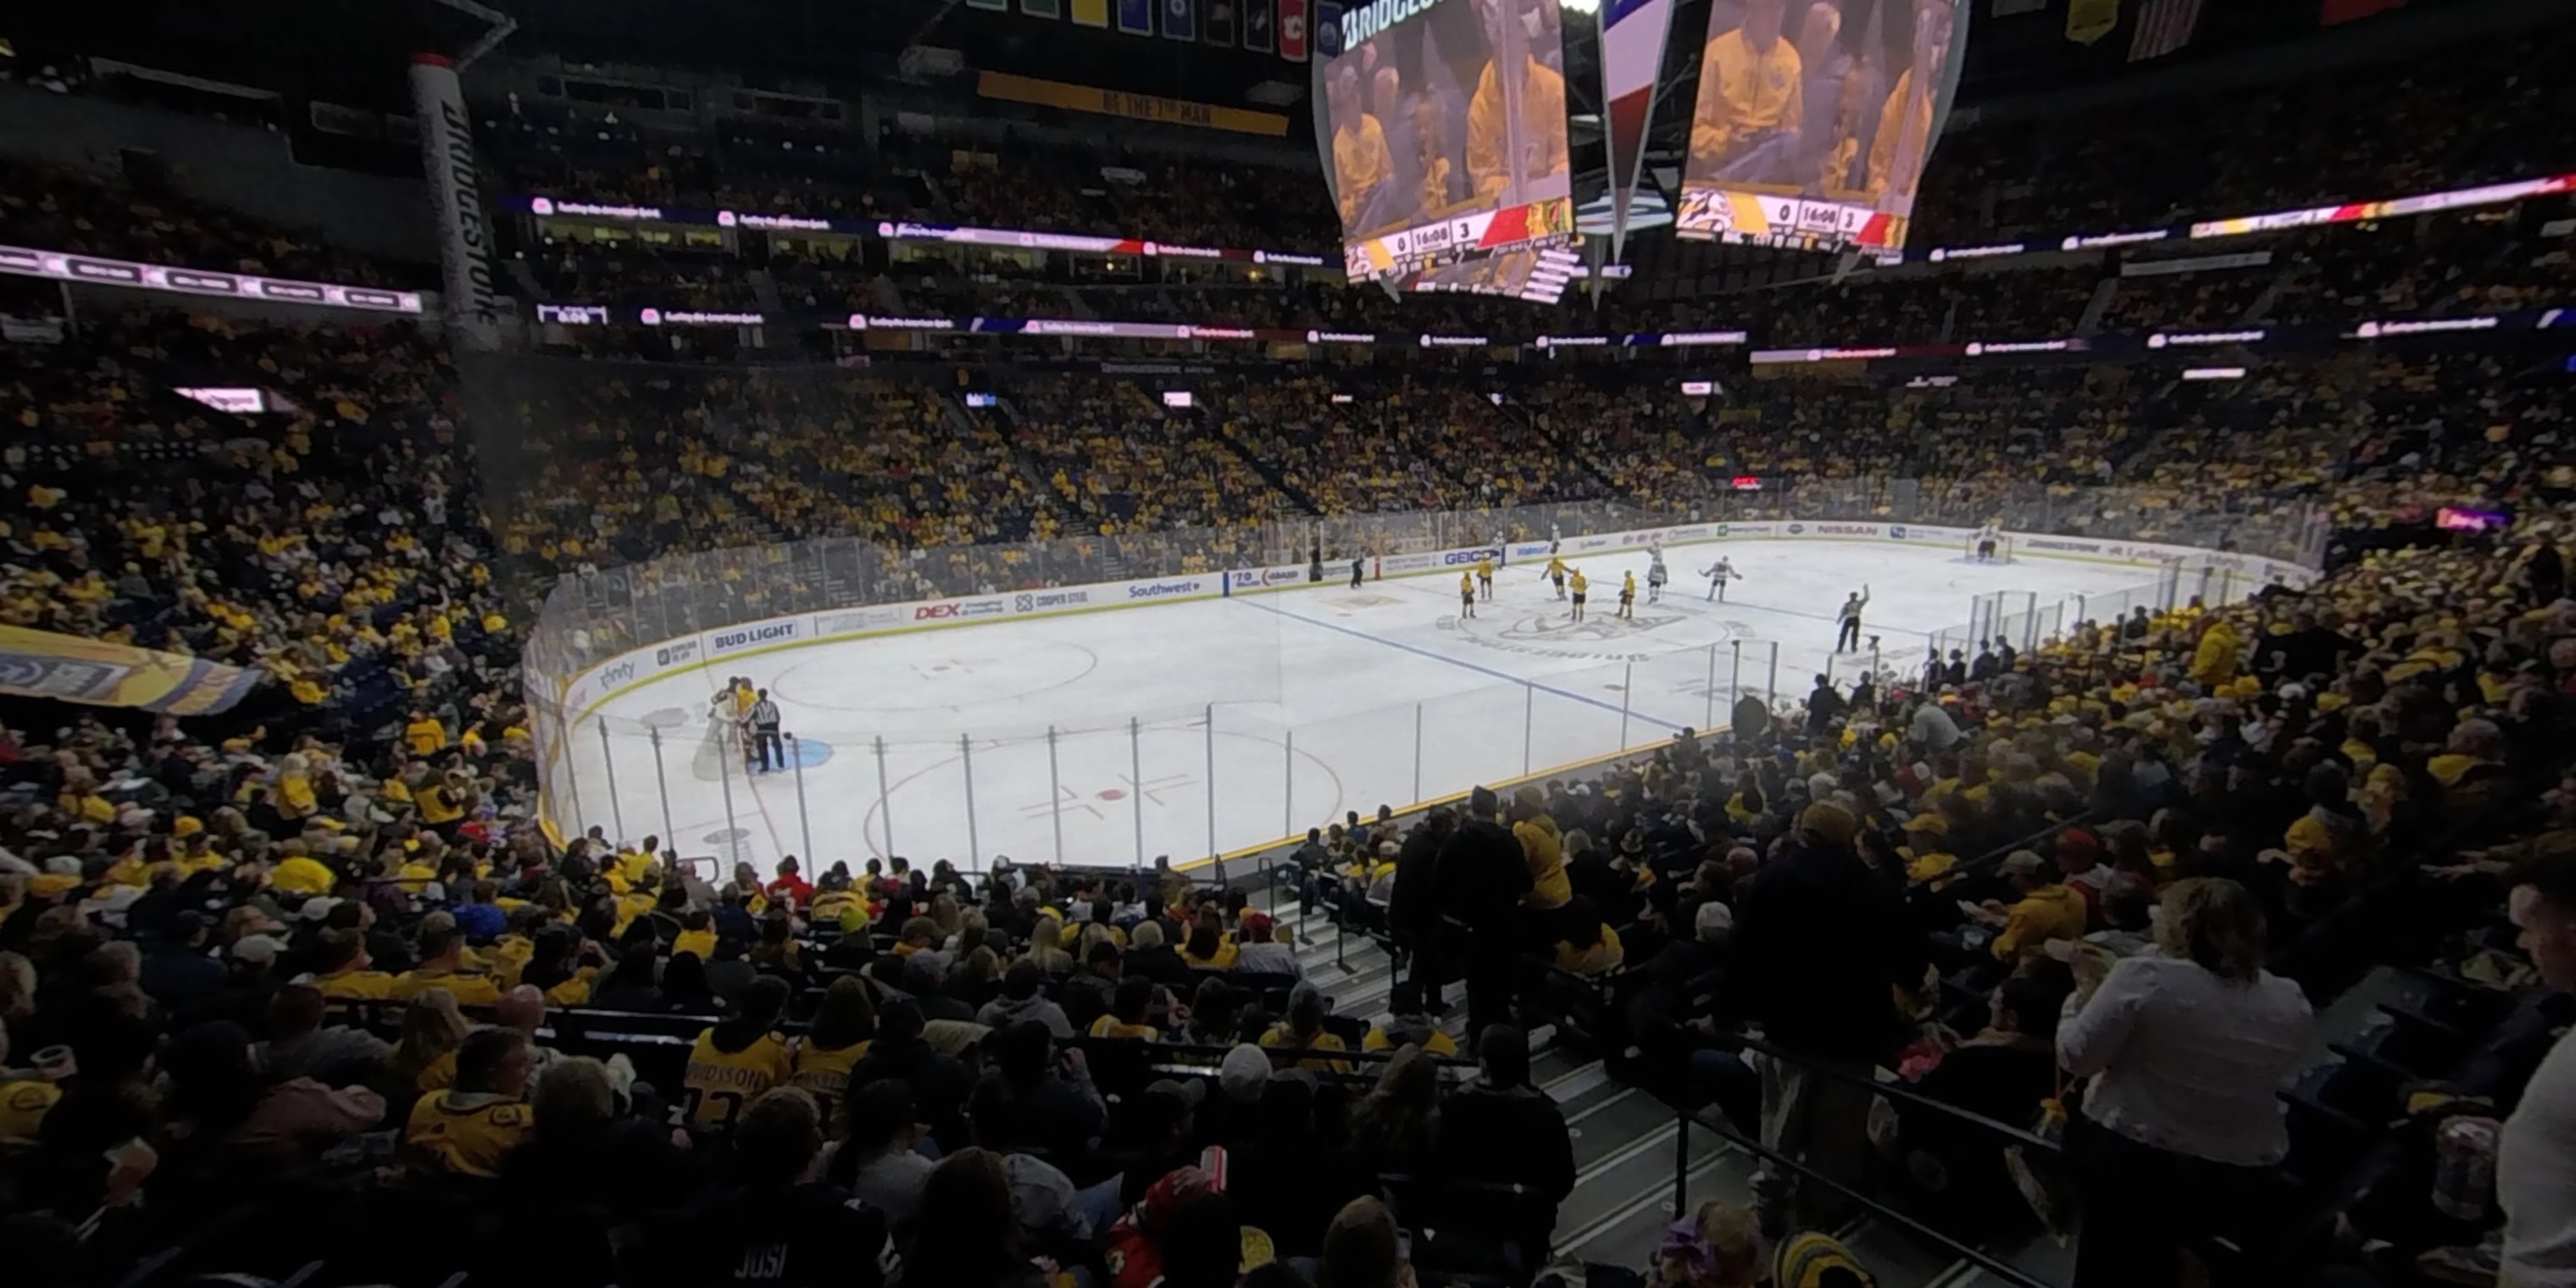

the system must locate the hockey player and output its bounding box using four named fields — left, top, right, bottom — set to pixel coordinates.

left=1617, top=571, right=1636, bottom=619
left=1351, top=554, right=1367, bottom=589
left=1974, top=524, right=2002, bottom=563
left=1541, top=553, right=1569, bottom=599
left=1646, top=551, right=1669, bottom=603
left=1475, top=553, right=1495, bottom=601
left=1835, top=584, right=1872, bottom=652
left=1701, top=558, right=1740, bottom=602
left=1458, top=570, right=1478, bottom=619
left=1568, top=568, right=1589, bottom=620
